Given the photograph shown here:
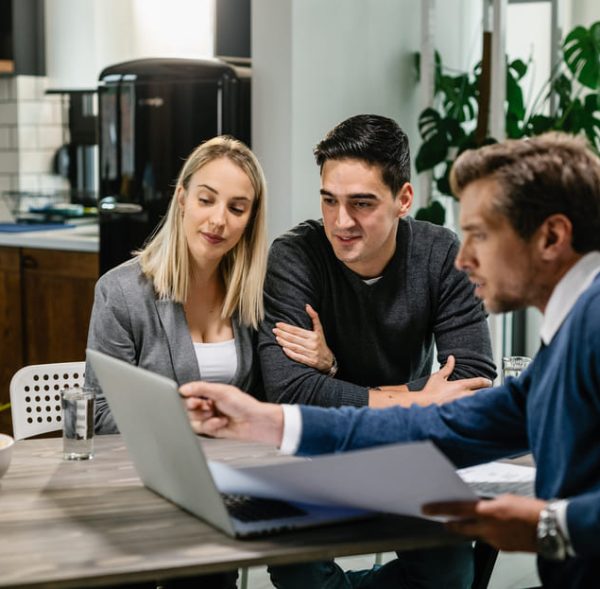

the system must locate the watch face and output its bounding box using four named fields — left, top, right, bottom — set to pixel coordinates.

left=538, top=508, right=567, bottom=561
left=539, top=530, right=563, bottom=560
